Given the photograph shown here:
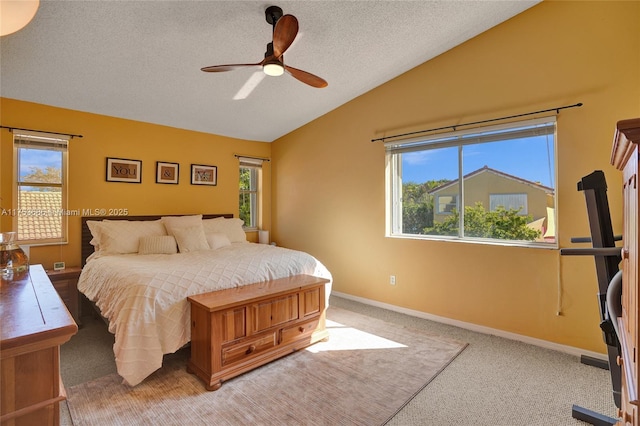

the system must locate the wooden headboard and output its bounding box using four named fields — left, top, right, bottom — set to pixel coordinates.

left=81, top=214, right=233, bottom=266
